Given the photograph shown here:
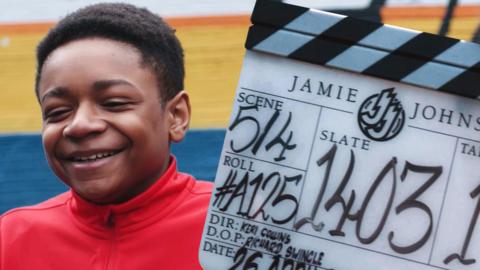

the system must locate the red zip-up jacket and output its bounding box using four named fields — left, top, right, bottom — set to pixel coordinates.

left=0, top=158, right=213, bottom=269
